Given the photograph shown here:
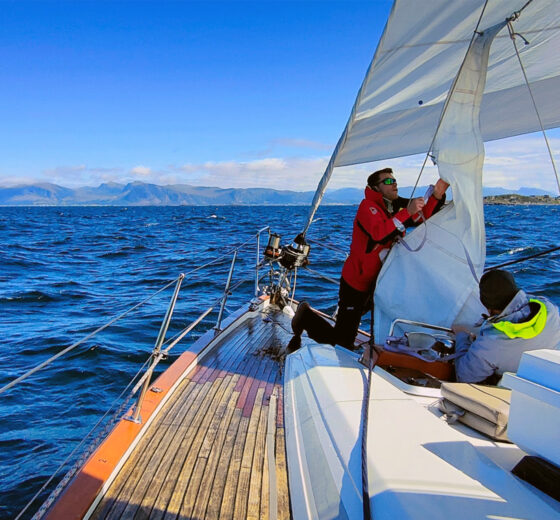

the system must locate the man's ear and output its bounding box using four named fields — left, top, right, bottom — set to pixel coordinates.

left=371, top=185, right=379, bottom=192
